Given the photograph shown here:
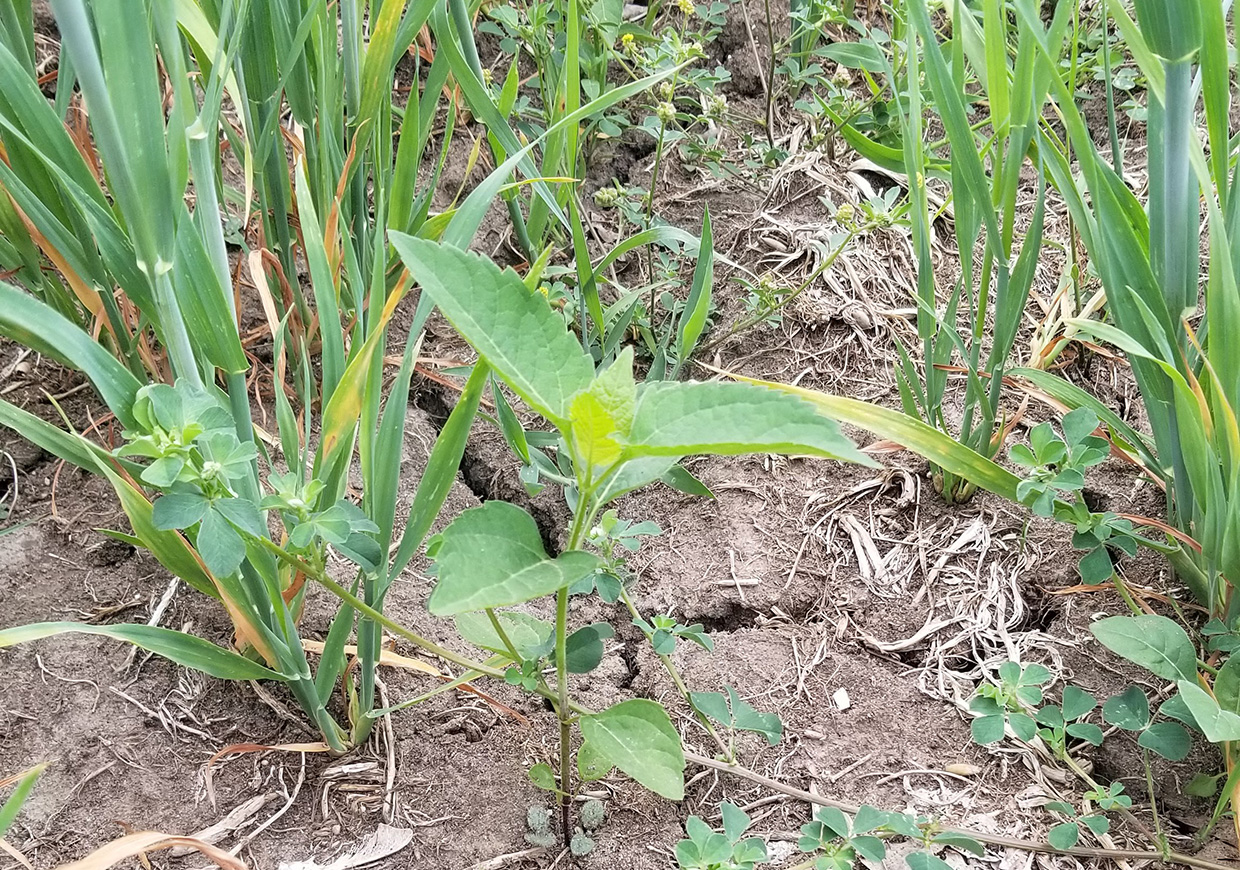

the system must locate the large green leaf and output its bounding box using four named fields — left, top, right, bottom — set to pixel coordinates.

left=0, top=622, right=285, bottom=681
left=578, top=699, right=685, bottom=799
left=426, top=502, right=602, bottom=615
left=1091, top=615, right=1197, bottom=682
left=1176, top=681, right=1240, bottom=743
left=389, top=235, right=594, bottom=426
left=626, top=381, right=872, bottom=465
